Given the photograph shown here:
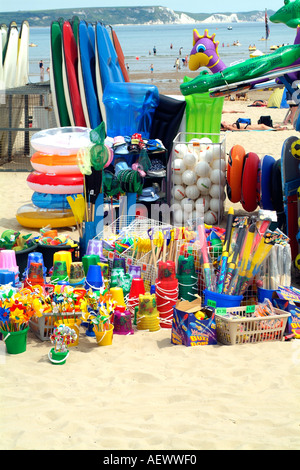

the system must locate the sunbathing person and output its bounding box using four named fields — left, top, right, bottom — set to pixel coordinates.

left=221, top=121, right=288, bottom=131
